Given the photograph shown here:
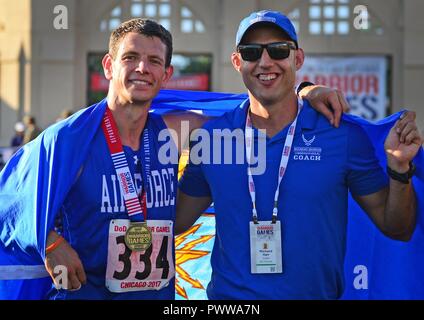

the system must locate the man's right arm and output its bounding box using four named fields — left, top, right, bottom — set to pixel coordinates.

left=176, top=135, right=213, bottom=234
left=176, top=190, right=212, bottom=235
left=44, top=231, right=86, bottom=290
left=163, top=85, right=348, bottom=154
left=162, top=111, right=210, bottom=155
